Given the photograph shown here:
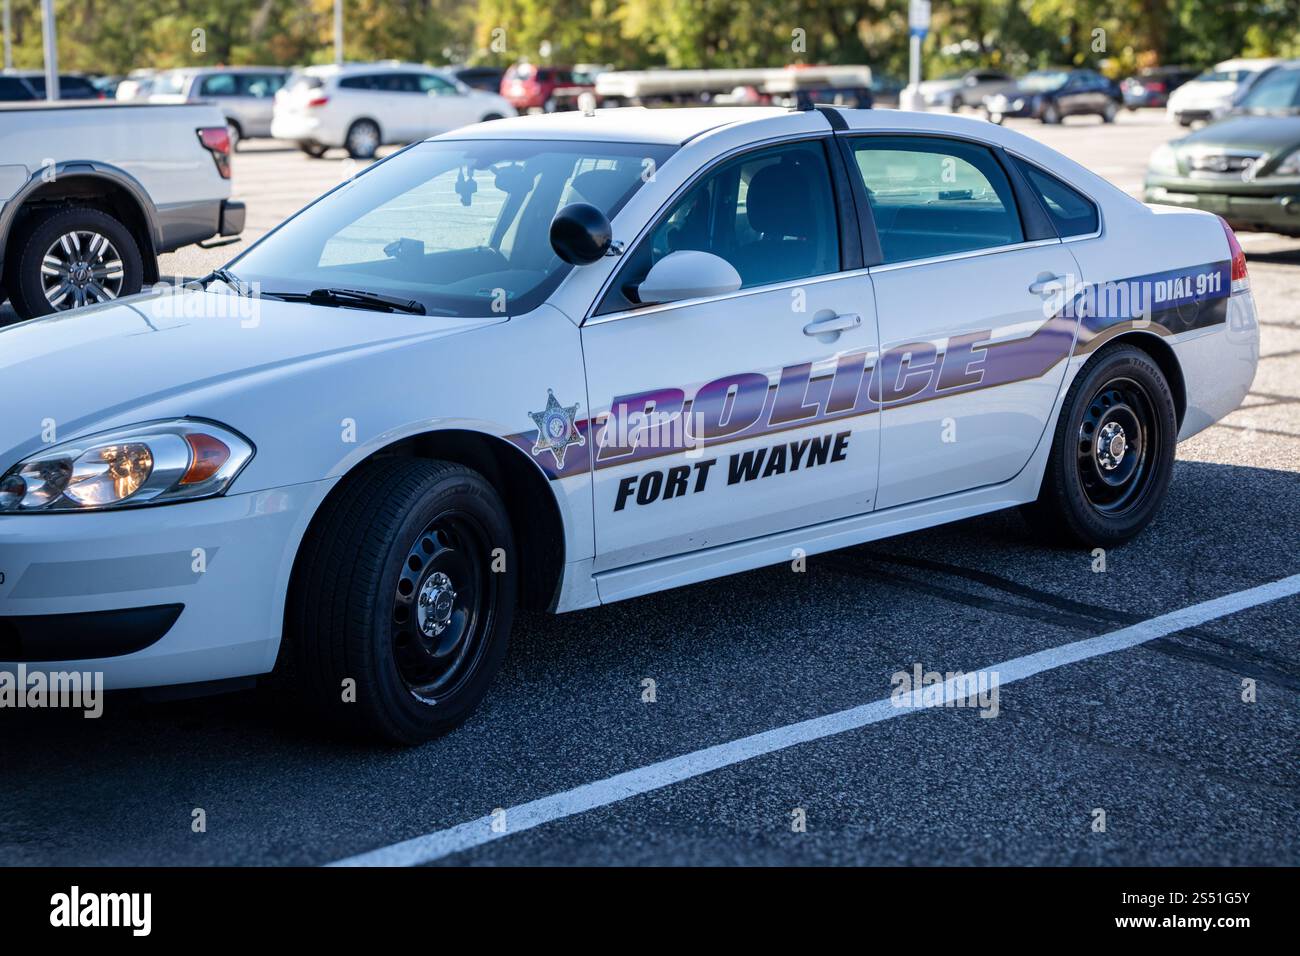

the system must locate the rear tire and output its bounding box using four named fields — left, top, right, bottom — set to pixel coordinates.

left=298, top=140, right=328, bottom=158
left=345, top=119, right=381, bottom=160
left=7, top=205, right=144, bottom=320
left=1102, top=101, right=1118, bottom=123
left=285, top=459, right=517, bottom=744
left=1023, top=345, right=1177, bottom=548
